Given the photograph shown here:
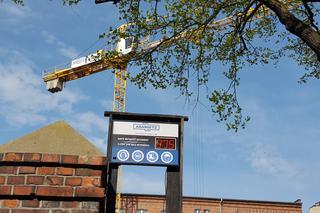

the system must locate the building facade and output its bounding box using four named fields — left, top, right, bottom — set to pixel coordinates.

left=309, top=202, right=320, bottom=213
left=120, top=194, right=302, bottom=213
